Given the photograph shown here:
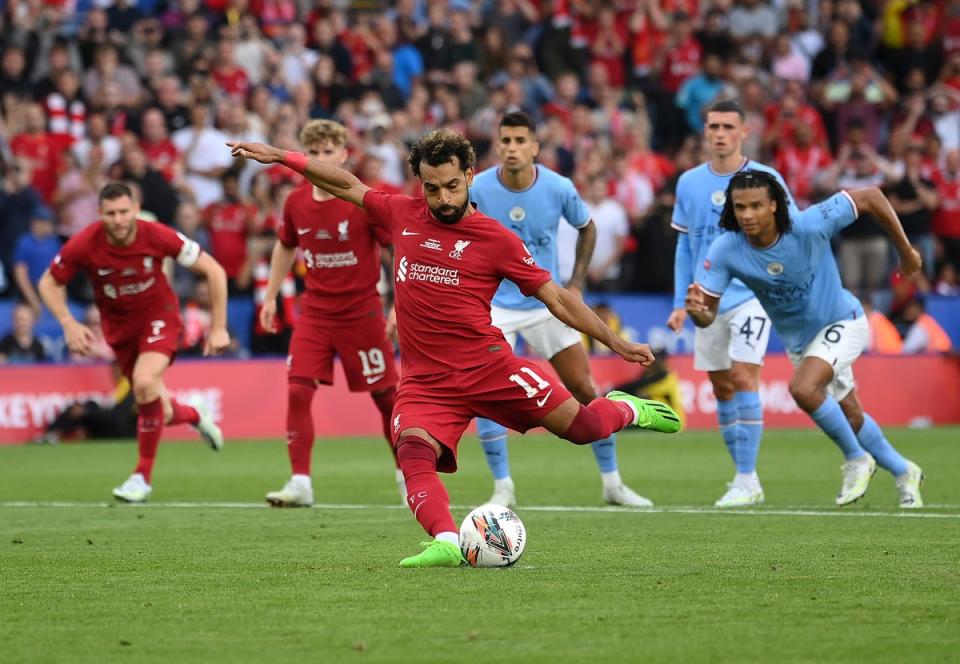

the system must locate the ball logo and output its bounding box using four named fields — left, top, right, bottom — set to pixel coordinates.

left=509, top=206, right=526, bottom=222
left=703, top=259, right=711, bottom=271
left=711, top=190, right=726, bottom=206
left=767, top=262, right=784, bottom=276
